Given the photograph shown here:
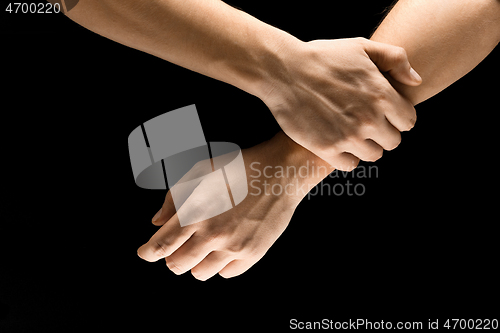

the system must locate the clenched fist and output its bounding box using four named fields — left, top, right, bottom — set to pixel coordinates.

left=260, top=37, right=422, bottom=170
